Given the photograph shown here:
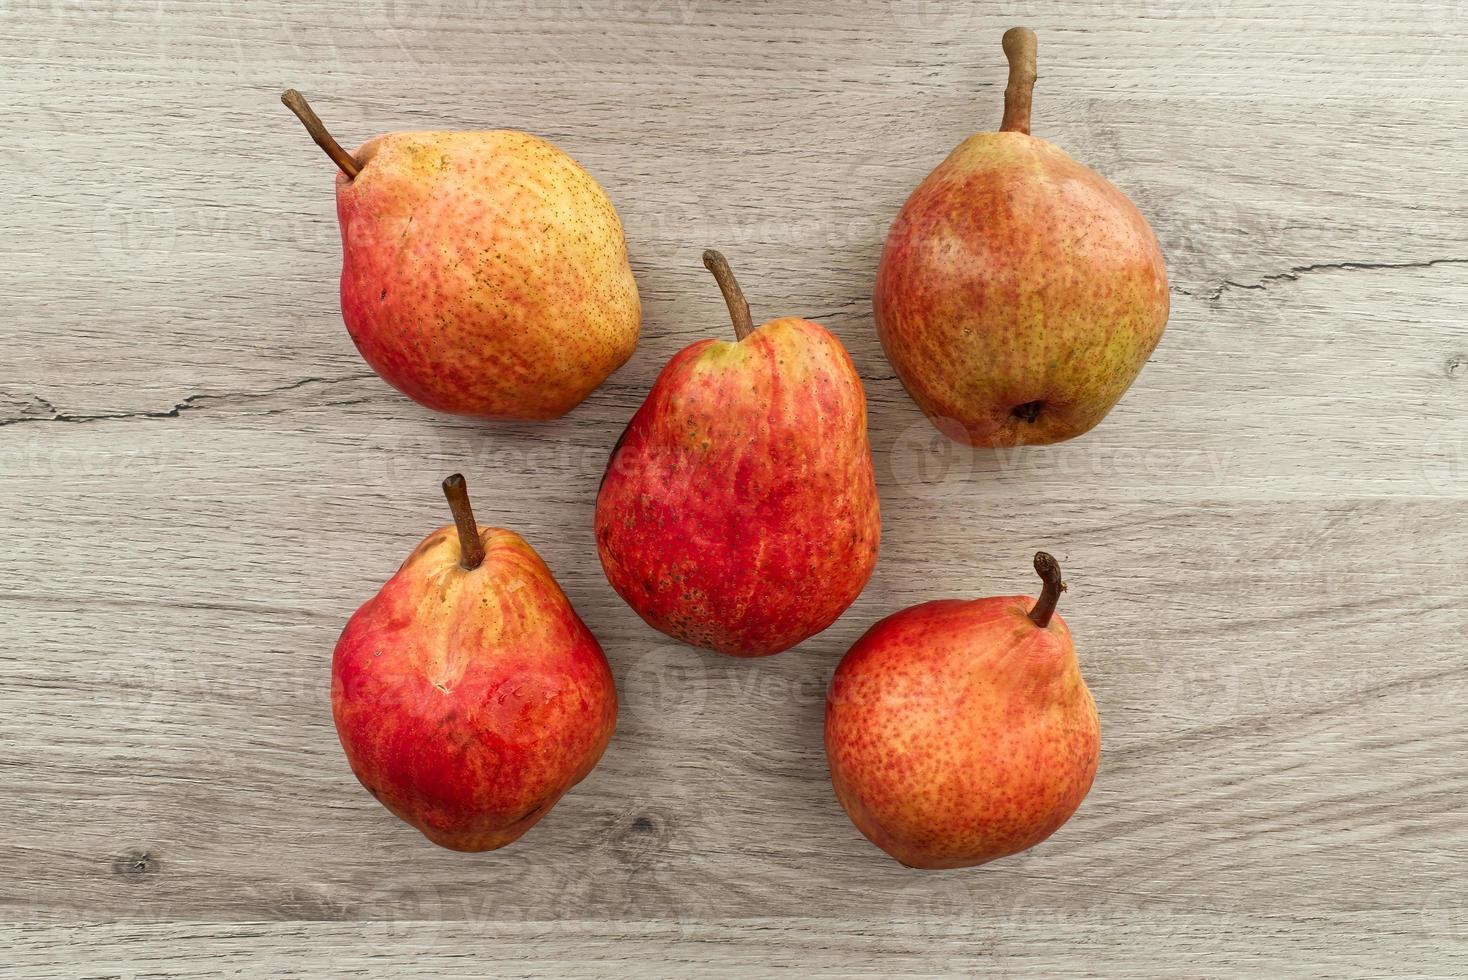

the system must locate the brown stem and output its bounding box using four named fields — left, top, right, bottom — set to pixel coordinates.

left=1027, top=551, right=1066, bottom=628
left=281, top=89, right=361, bottom=180
left=441, top=473, right=485, bottom=571
left=702, top=249, right=755, bottom=340
left=999, top=27, right=1038, bottom=135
